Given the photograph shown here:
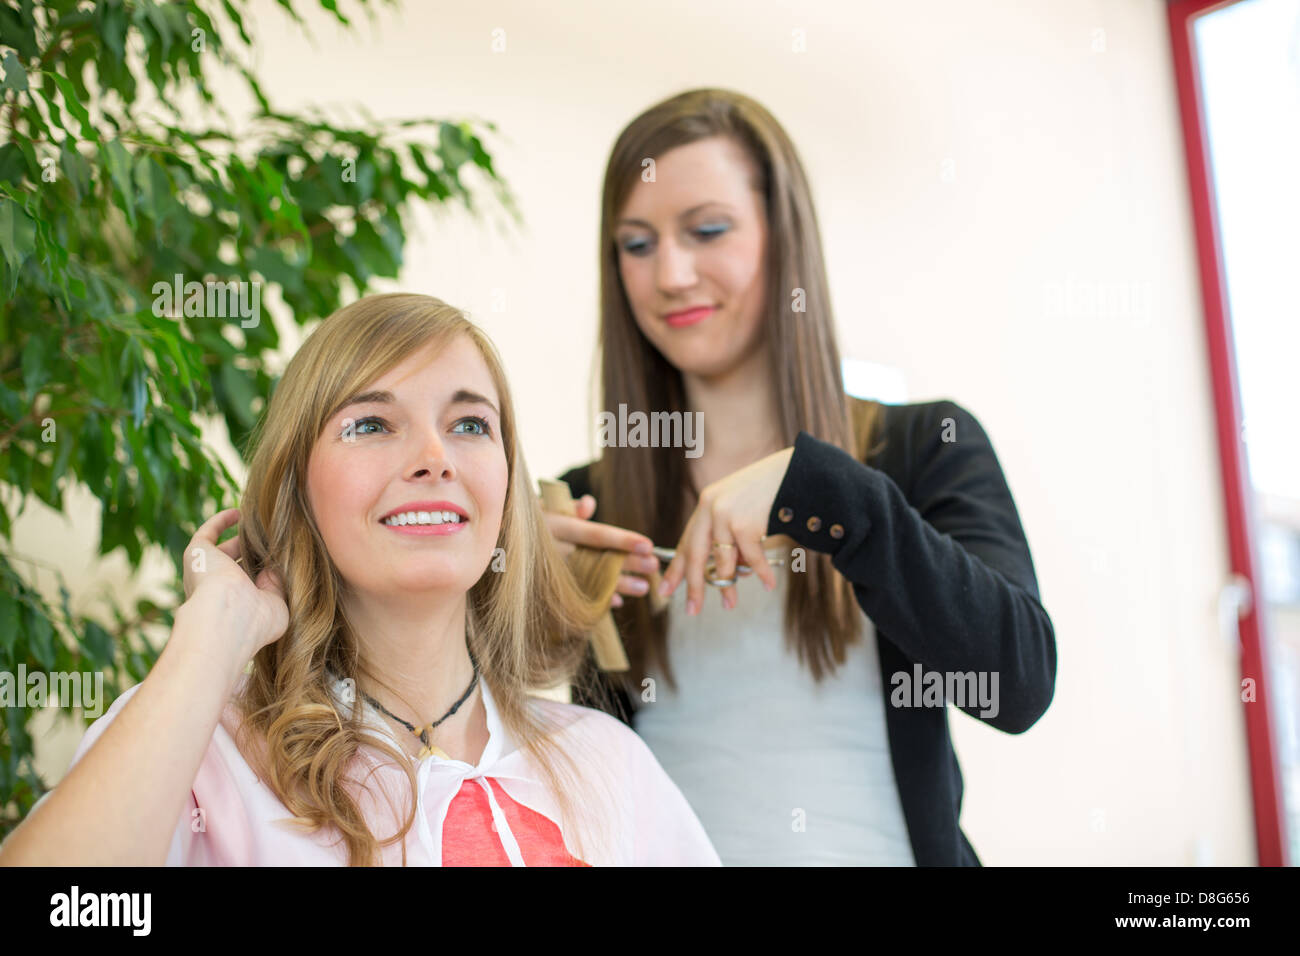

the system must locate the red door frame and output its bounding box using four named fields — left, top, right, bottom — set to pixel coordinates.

left=1166, top=0, right=1289, bottom=867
